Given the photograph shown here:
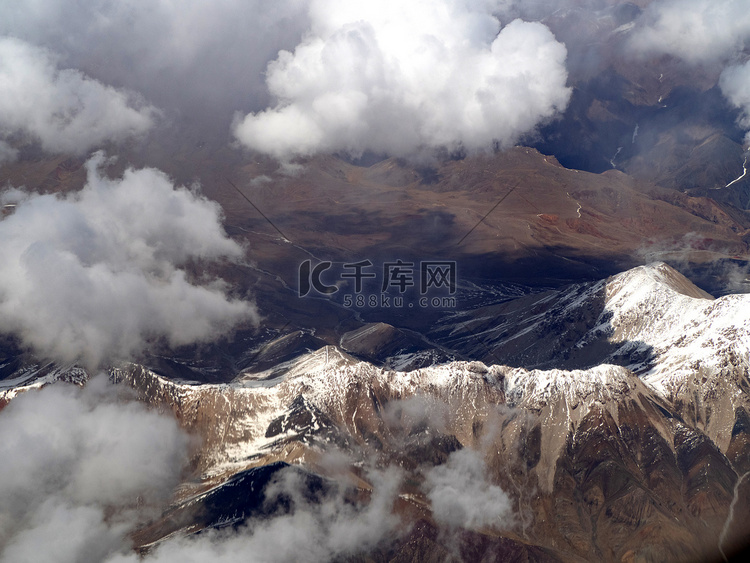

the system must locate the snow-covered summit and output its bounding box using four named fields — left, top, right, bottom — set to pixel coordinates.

left=599, top=263, right=750, bottom=394
left=2, top=262, right=748, bottom=484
